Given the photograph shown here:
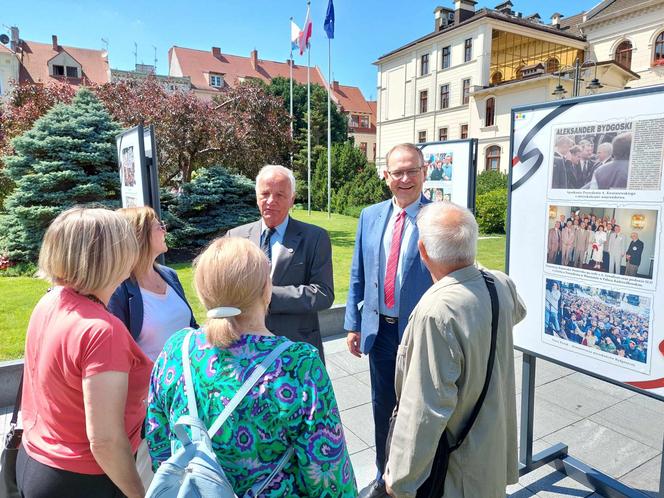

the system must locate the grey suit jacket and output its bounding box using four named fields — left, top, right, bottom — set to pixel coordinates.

left=226, top=216, right=334, bottom=360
